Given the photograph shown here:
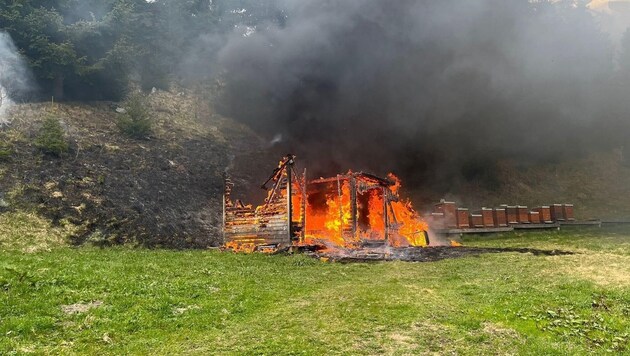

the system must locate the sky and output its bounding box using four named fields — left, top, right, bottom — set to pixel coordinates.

left=588, top=0, right=630, bottom=46
left=589, top=0, right=630, bottom=11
